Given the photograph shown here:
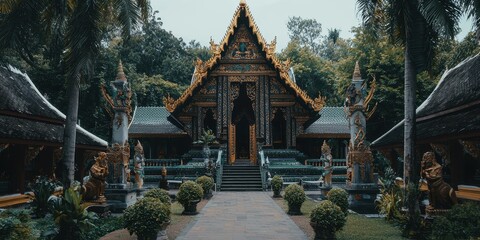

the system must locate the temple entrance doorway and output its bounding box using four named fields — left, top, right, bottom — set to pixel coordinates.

left=230, top=83, right=257, bottom=165
left=272, top=109, right=286, bottom=149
